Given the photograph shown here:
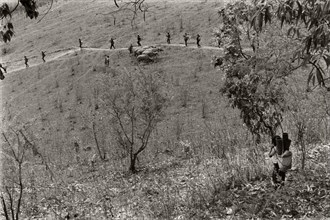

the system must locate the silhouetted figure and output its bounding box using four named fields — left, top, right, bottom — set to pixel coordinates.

left=183, top=33, right=189, bottom=46
left=196, top=34, right=201, bottom=47
left=0, top=63, right=6, bottom=73
left=0, top=69, right=4, bottom=80
left=24, top=56, right=29, bottom=68
left=269, top=134, right=292, bottom=189
left=0, top=64, right=6, bottom=80
left=105, top=55, right=110, bottom=67
left=79, top=38, right=83, bottom=49
left=128, top=44, right=133, bottom=54
left=166, top=32, right=171, bottom=44
left=137, top=35, right=142, bottom=46
left=41, top=51, right=46, bottom=62
left=110, top=38, right=115, bottom=49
